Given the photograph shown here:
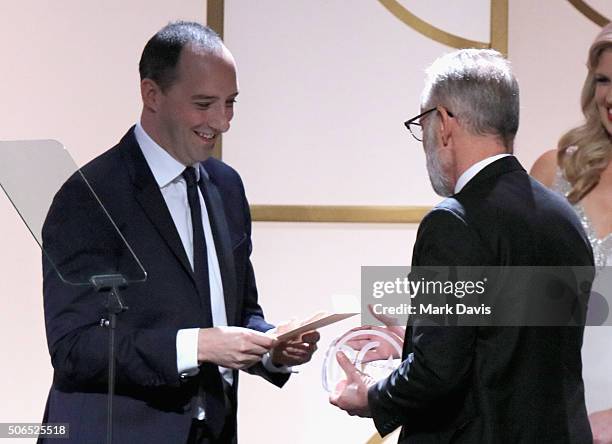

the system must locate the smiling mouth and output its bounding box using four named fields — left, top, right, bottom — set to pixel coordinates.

left=194, top=130, right=216, bottom=142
